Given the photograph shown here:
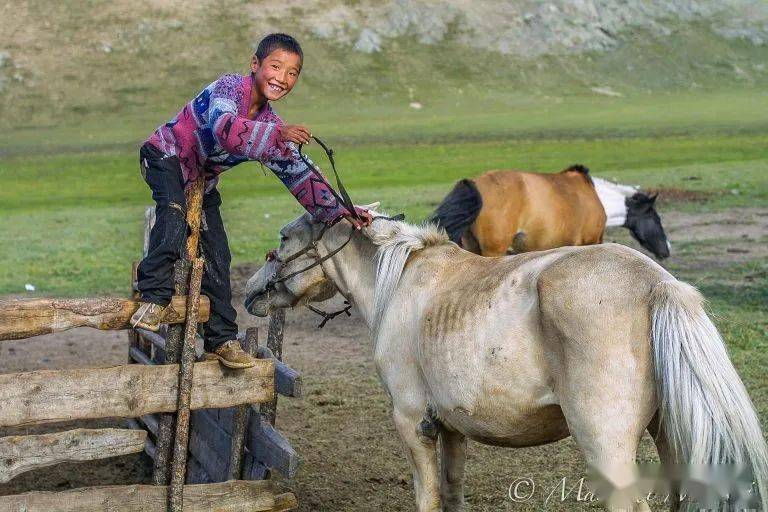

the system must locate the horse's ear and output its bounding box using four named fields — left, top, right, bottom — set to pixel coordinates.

left=361, top=202, right=381, bottom=212
left=649, top=193, right=658, bottom=204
